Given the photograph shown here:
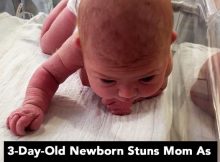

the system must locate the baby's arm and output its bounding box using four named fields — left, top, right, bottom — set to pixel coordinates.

left=40, top=0, right=76, bottom=54
left=7, top=34, right=83, bottom=136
